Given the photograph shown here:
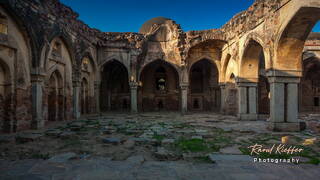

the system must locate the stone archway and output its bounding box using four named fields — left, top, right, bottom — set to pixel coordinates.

left=239, top=39, right=268, bottom=120
left=189, top=59, right=220, bottom=111
left=258, top=75, right=270, bottom=115
left=139, top=60, right=179, bottom=111
left=276, top=8, right=320, bottom=71
left=225, top=73, right=237, bottom=115
left=300, top=57, right=320, bottom=113
left=42, top=36, right=73, bottom=124
left=47, top=70, right=63, bottom=122
left=81, top=78, right=89, bottom=114
left=100, top=60, right=130, bottom=111
left=80, top=55, right=96, bottom=115
left=0, top=59, right=11, bottom=133
left=257, top=48, right=270, bottom=116
left=269, top=7, right=320, bottom=131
